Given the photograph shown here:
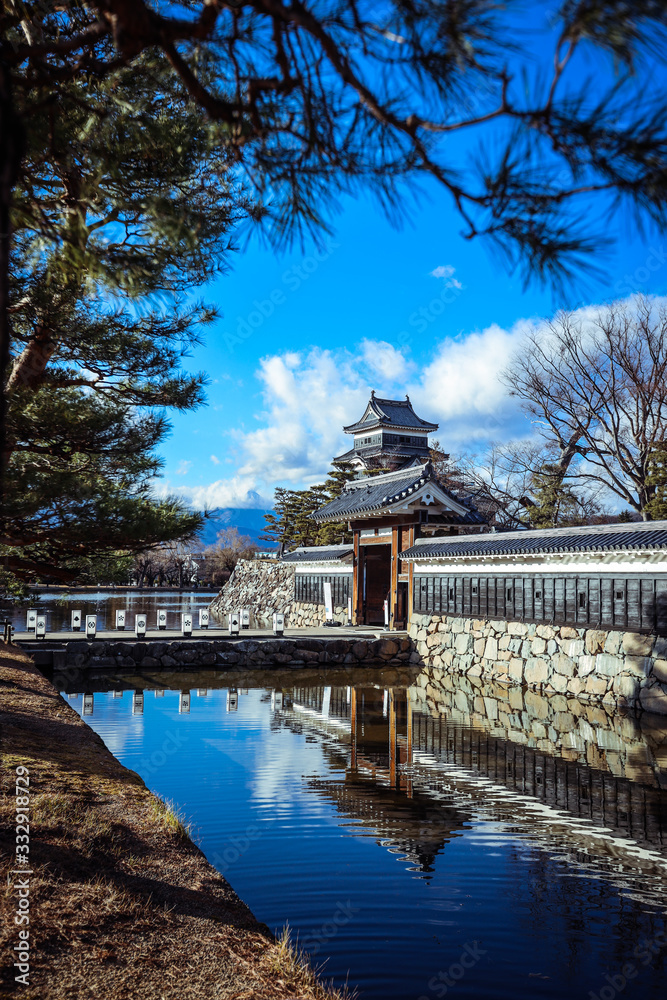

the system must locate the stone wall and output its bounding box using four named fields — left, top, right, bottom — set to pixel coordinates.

left=209, top=559, right=348, bottom=627
left=62, top=635, right=415, bottom=672
left=289, top=601, right=348, bottom=627
left=209, top=559, right=295, bottom=627
left=409, top=612, right=667, bottom=714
